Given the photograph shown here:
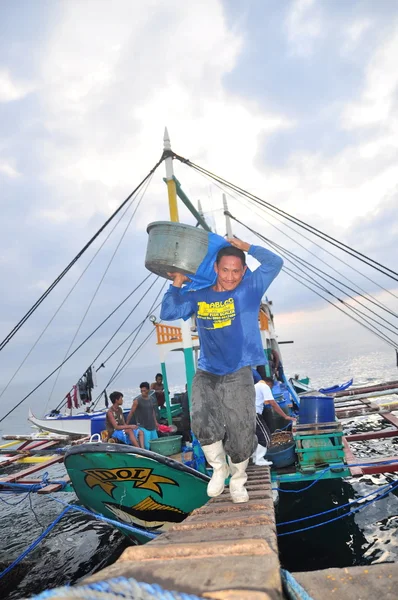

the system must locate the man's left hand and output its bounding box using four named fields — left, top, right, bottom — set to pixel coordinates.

left=227, top=237, right=251, bottom=252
